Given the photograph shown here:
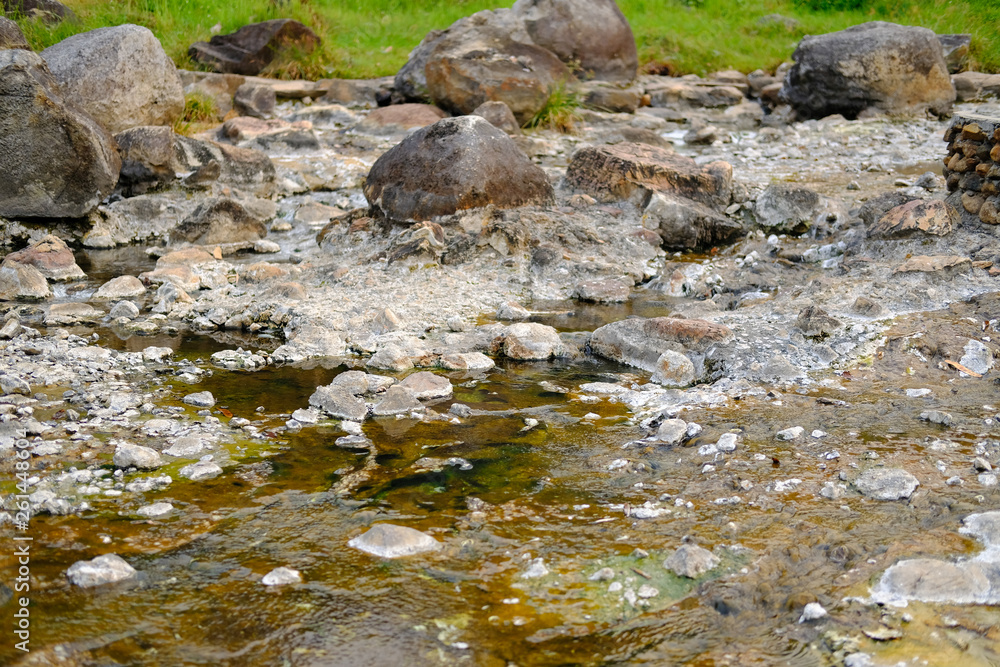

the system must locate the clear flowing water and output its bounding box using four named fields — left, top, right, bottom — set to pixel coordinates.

left=4, top=250, right=1000, bottom=666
